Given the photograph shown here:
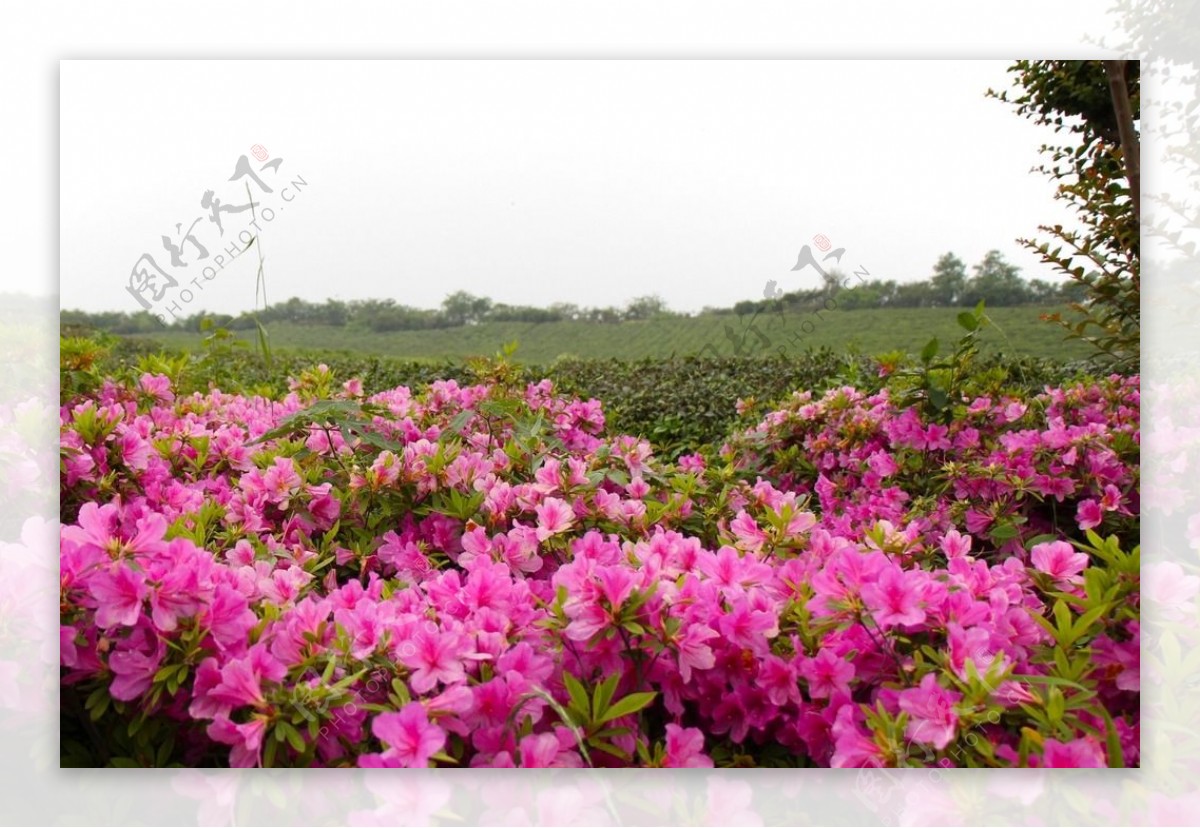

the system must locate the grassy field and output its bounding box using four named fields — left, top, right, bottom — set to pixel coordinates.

left=132, top=305, right=1093, bottom=363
